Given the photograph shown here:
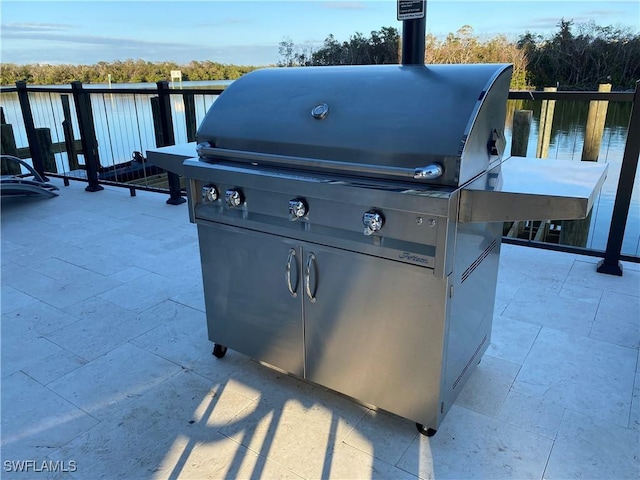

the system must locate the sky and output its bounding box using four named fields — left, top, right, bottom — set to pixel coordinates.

left=1, top=0, right=639, bottom=66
